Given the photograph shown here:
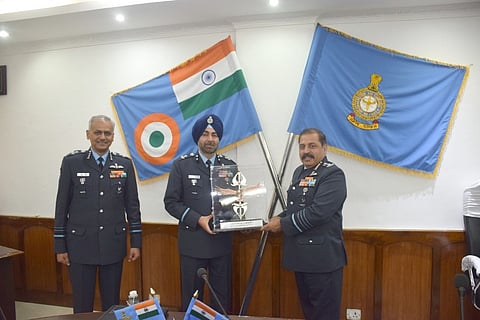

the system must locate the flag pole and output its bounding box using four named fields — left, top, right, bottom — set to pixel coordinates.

left=239, top=132, right=295, bottom=315
left=256, top=131, right=288, bottom=210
